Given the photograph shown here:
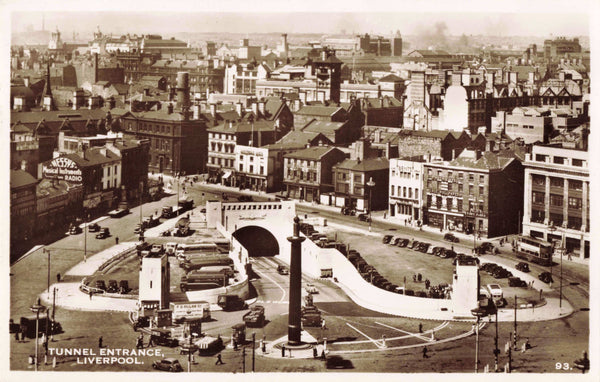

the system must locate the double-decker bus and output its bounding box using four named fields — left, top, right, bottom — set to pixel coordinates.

left=515, top=235, right=553, bottom=266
